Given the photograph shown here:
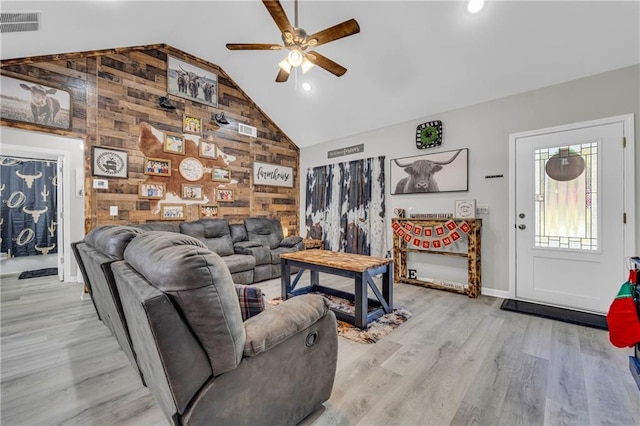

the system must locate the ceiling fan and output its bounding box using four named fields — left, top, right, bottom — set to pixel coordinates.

left=226, top=0, right=360, bottom=83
